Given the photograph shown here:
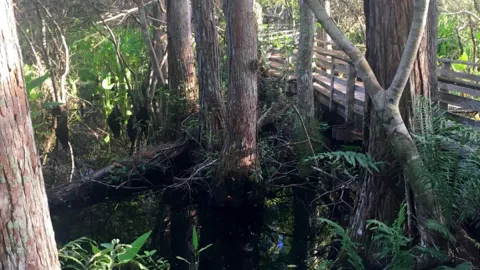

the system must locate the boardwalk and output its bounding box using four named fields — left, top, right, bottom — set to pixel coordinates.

left=264, top=35, right=480, bottom=137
